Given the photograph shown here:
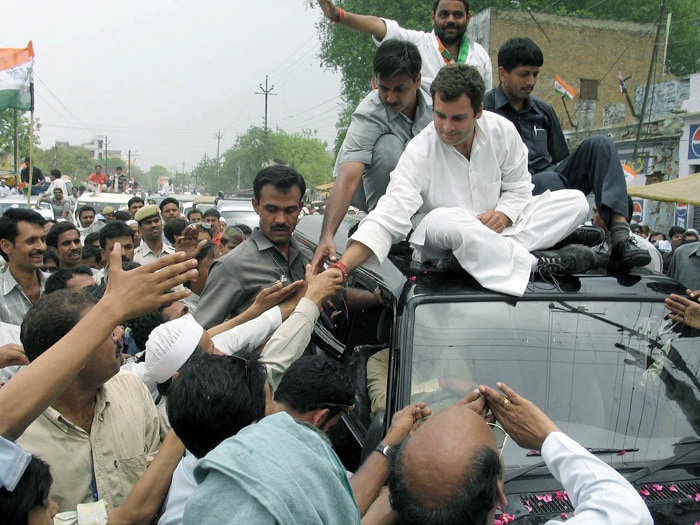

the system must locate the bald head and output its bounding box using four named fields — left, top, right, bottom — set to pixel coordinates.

left=389, top=405, right=503, bottom=524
